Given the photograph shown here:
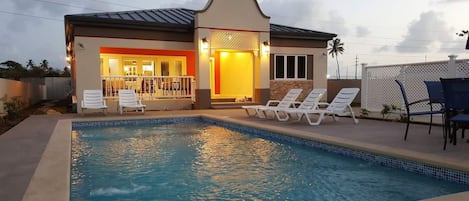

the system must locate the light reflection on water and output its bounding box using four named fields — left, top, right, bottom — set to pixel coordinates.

left=71, top=122, right=469, bottom=201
